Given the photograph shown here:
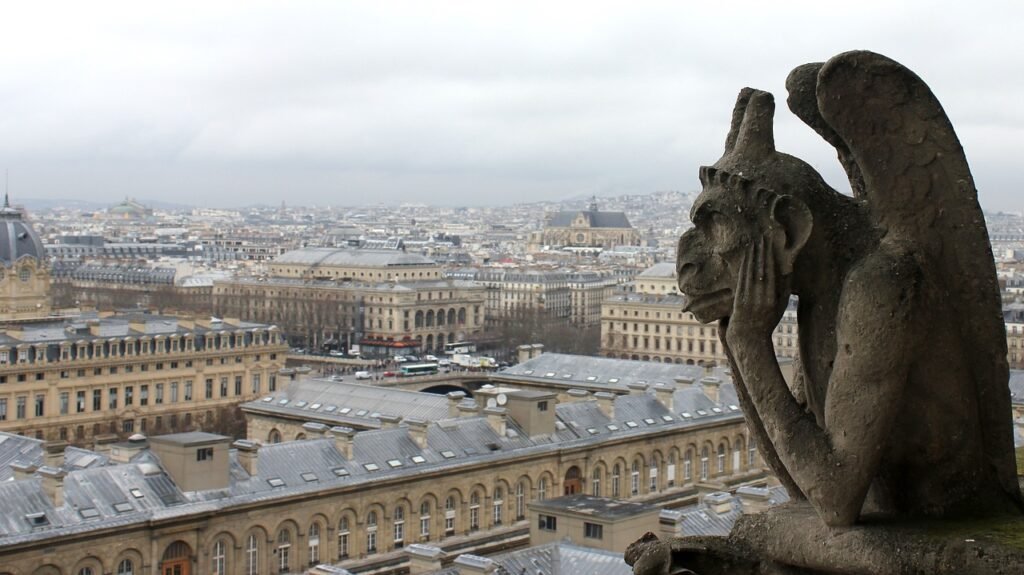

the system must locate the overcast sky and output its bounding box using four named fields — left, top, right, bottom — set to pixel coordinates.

left=1, top=1, right=1021, bottom=210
